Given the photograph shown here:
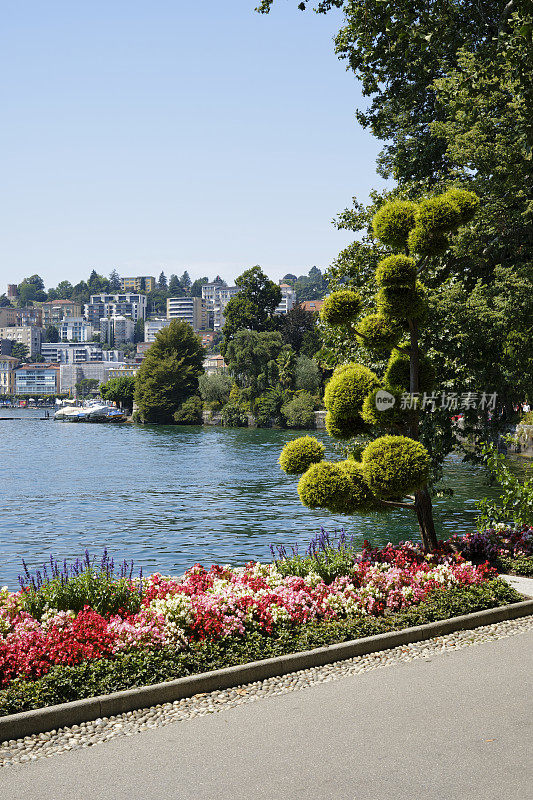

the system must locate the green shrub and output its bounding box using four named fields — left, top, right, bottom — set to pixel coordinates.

left=375, top=254, right=417, bottom=288
left=320, top=290, right=362, bottom=326
left=338, top=459, right=378, bottom=510
left=279, top=435, right=325, bottom=475
left=376, top=281, right=427, bottom=322
left=173, top=396, right=203, bottom=424
left=416, top=195, right=460, bottom=234
left=372, top=200, right=418, bottom=249
left=407, top=226, right=449, bottom=256
left=281, top=392, right=316, bottom=429
left=297, top=461, right=354, bottom=513
left=520, top=411, right=533, bottom=425
left=198, top=373, right=232, bottom=409
left=361, top=384, right=415, bottom=426
left=221, top=403, right=249, bottom=427
left=384, top=349, right=435, bottom=393
left=357, top=314, right=402, bottom=352
left=361, top=435, right=430, bottom=498
left=324, top=363, right=380, bottom=439
left=444, top=188, right=479, bottom=224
